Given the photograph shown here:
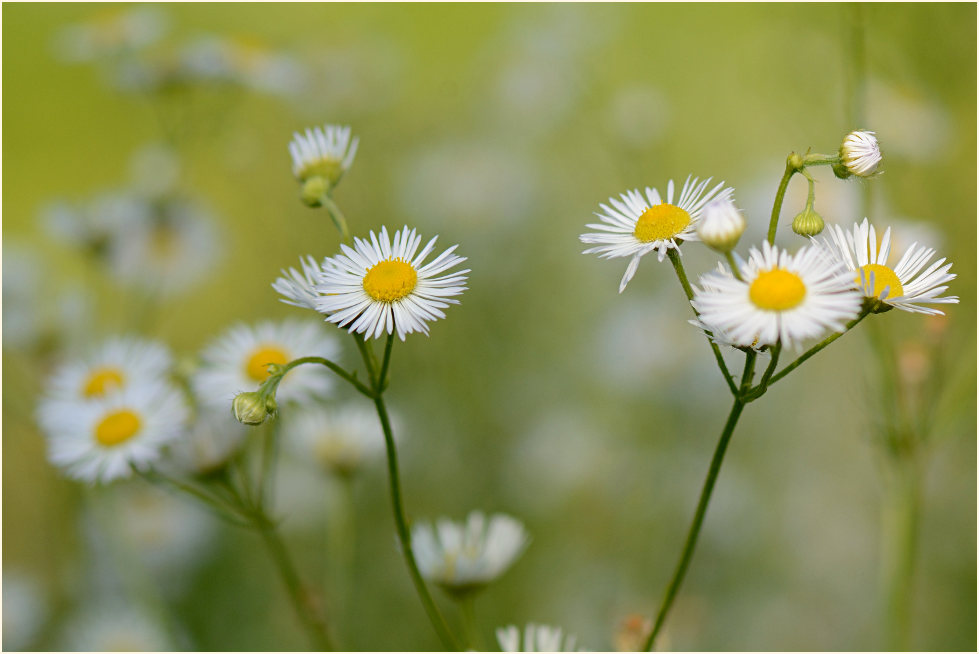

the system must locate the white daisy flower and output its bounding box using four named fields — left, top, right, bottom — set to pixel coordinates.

left=412, top=511, right=529, bottom=594
left=273, top=255, right=324, bottom=310
left=37, top=383, right=189, bottom=484
left=840, top=130, right=882, bottom=177
left=697, top=197, right=746, bottom=253
left=580, top=176, right=734, bottom=292
left=283, top=405, right=386, bottom=476
left=289, top=124, right=359, bottom=184
left=193, top=320, right=339, bottom=410
left=45, top=336, right=174, bottom=402
left=691, top=241, right=863, bottom=350
left=822, top=218, right=958, bottom=315
left=497, top=623, right=582, bottom=652
left=316, top=225, right=470, bottom=341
